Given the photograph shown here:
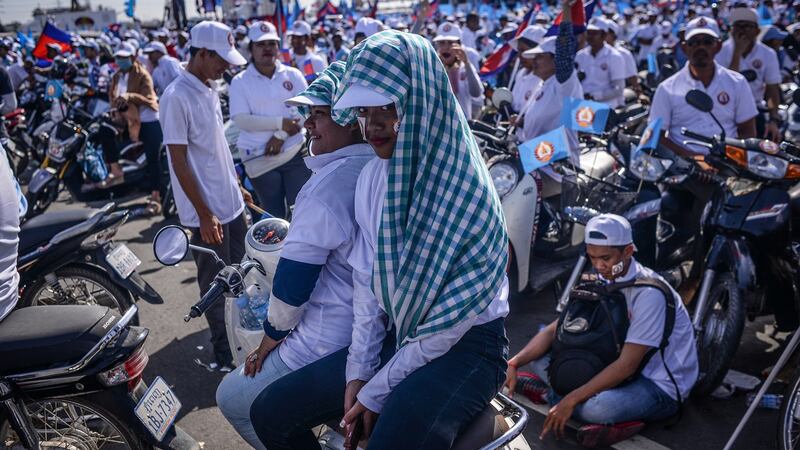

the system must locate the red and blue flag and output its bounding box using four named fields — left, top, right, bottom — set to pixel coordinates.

left=479, top=7, right=535, bottom=79
left=303, top=59, right=317, bottom=81
left=316, top=0, right=339, bottom=21
left=545, top=0, right=597, bottom=36
left=32, top=22, right=72, bottom=60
